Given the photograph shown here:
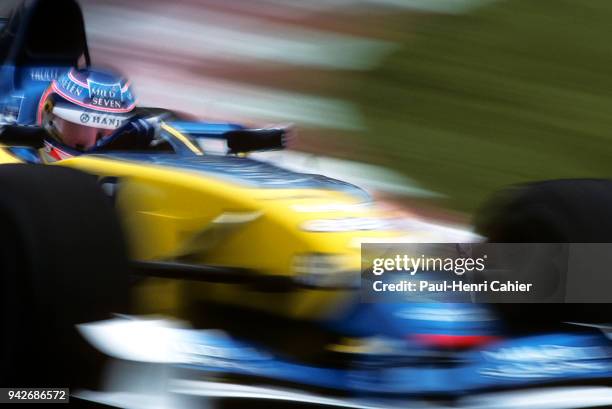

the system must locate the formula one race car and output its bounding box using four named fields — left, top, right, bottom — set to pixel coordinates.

left=1, top=0, right=612, bottom=405
left=0, top=0, right=416, bottom=388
